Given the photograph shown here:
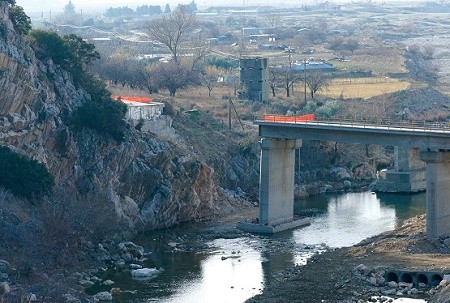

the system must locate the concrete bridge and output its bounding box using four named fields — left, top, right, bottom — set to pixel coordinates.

left=238, top=117, right=450, bottom=238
